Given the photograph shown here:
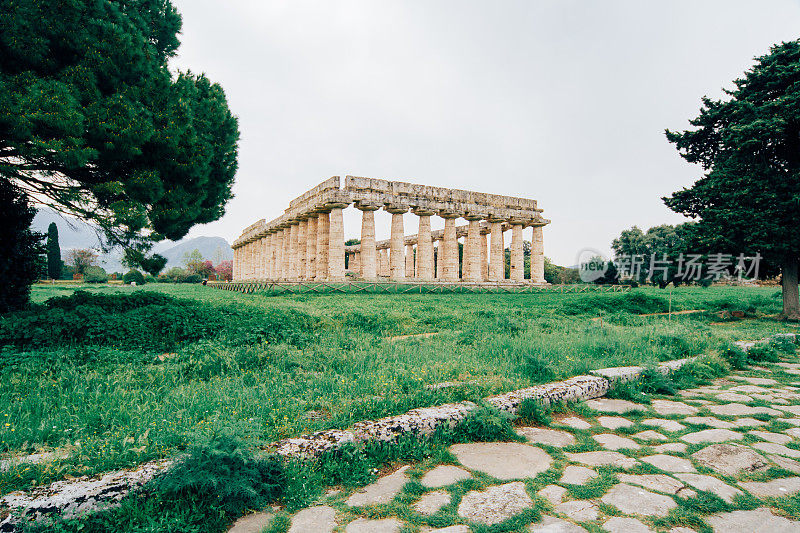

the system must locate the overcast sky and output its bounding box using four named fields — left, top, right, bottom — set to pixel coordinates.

left=170, top=0, right=800, bottom=265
